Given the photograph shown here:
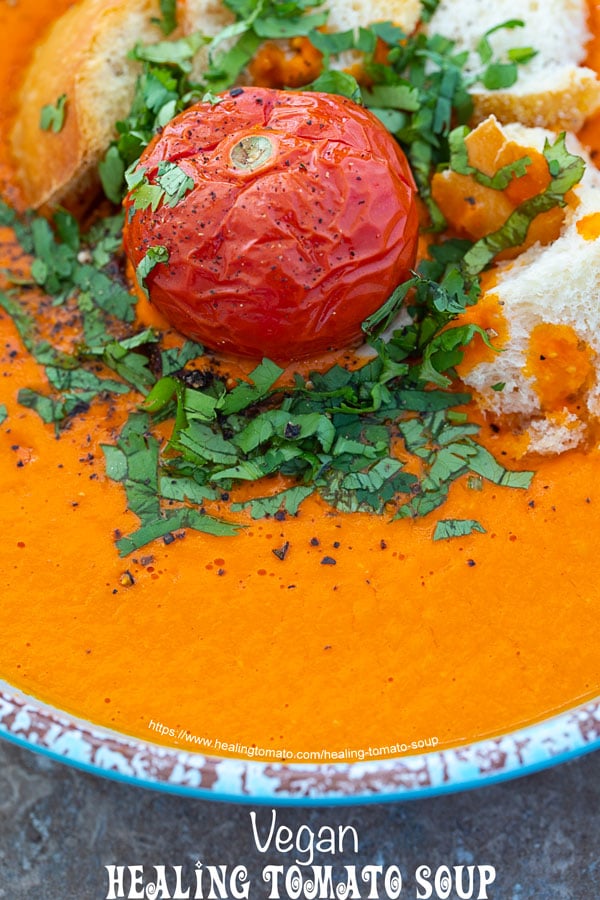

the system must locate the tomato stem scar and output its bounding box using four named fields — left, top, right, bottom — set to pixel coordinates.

left=230, top=134, right=274, bottom=171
